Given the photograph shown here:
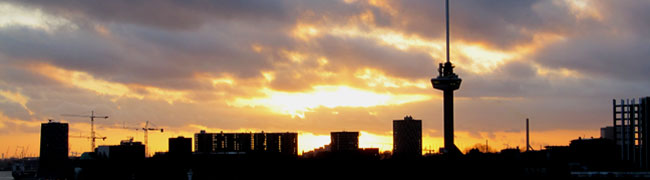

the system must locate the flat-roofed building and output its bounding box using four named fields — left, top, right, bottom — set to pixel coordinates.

left=393, top=115, right=422, bottom=159
left=331, top=131, right=359, bottom=152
